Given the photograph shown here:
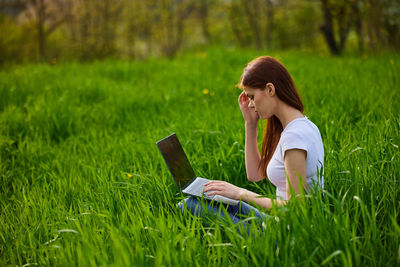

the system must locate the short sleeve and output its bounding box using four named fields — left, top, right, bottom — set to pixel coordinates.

left=280, top=130, right=309, bottom=155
